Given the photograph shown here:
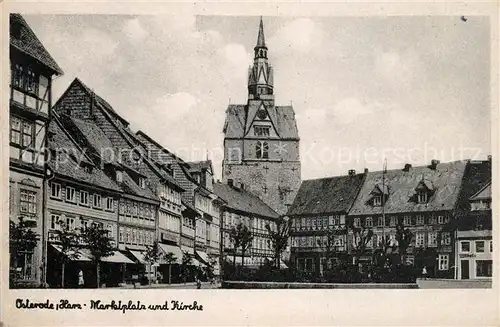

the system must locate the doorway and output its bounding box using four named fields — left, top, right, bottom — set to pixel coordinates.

left=460, top=260, right=470, bottom=279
